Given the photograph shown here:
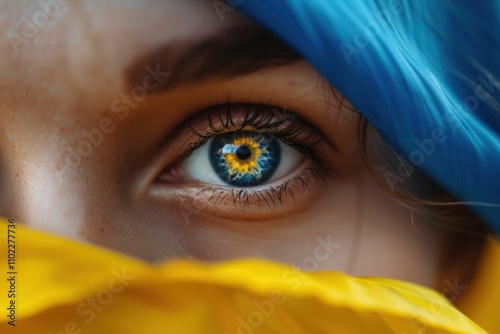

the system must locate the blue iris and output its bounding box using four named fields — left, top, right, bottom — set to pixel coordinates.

left=209, top=131, right=281, bottom=187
